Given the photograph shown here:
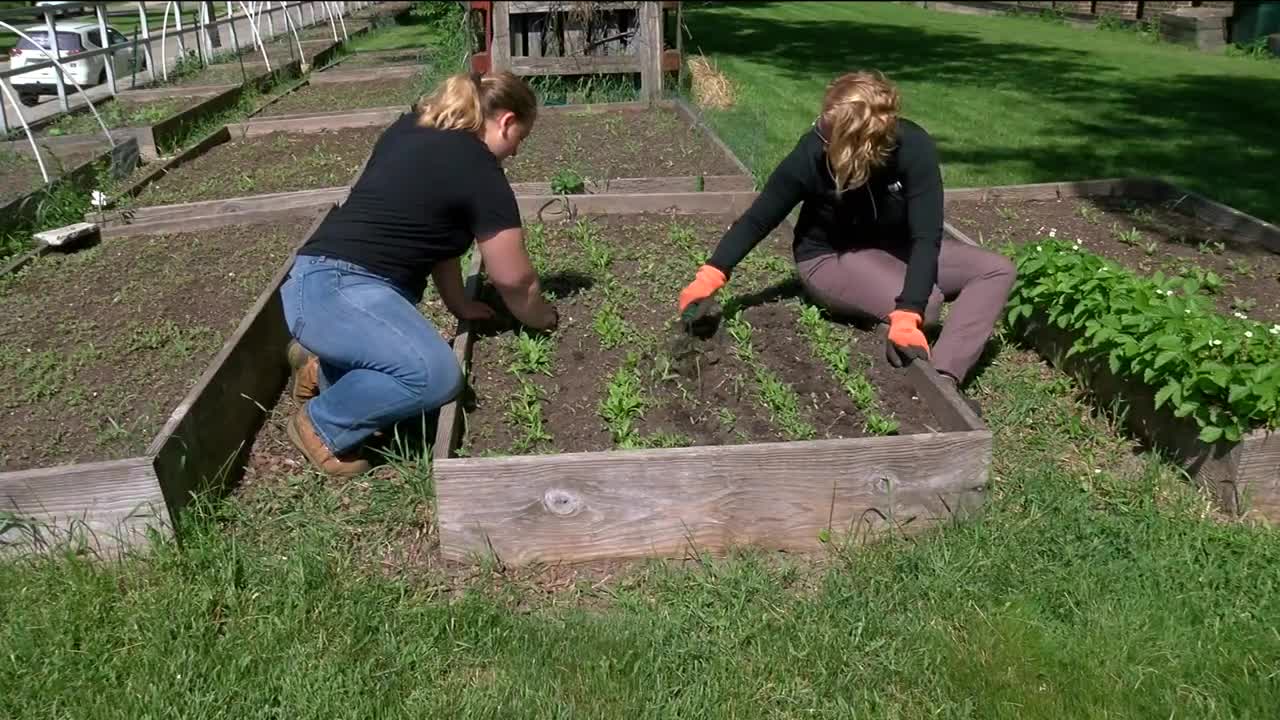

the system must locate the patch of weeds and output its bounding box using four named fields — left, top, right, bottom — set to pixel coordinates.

left=12, top=350, right=69, bottom=402
left=1227, top=258, right=1255, bottom=279
left=1077, top=203, right=1101, bottom=223
left=524, top=222, right=548, bottom=274
left=796, top=303, right=899, bottom=435
left=1198, top=239, right=1225, bottom=256
left=570, top=217, right=611, bottom=275
left=123, top=319, right=220, bottom=362
left=592, top=301, right=630, bottom=349
left=995, top=205, right=1018, bottom=221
